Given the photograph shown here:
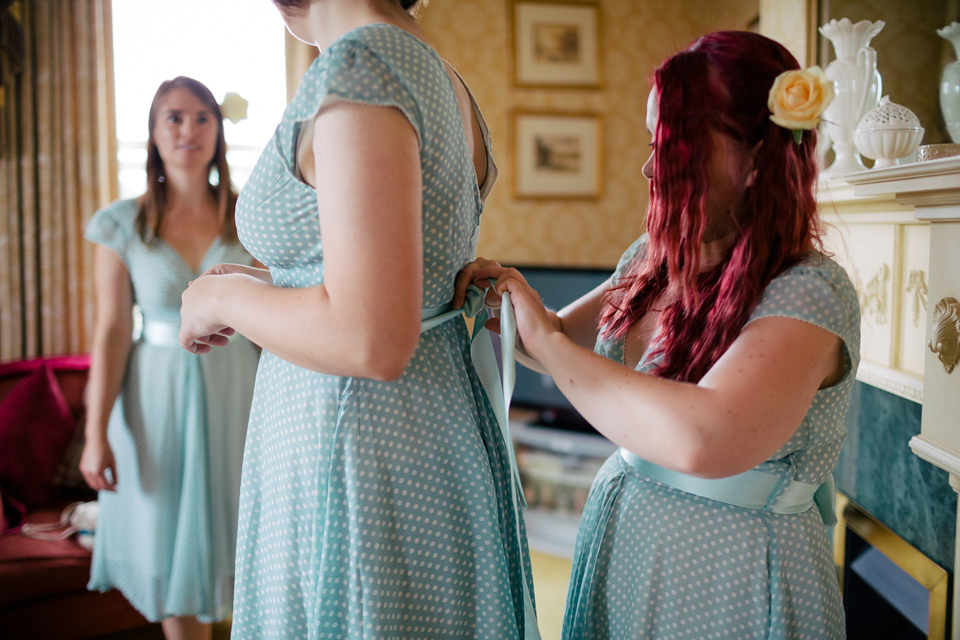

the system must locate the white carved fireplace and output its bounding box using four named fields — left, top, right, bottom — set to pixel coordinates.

left=819, top=156, right=960, bottom=638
